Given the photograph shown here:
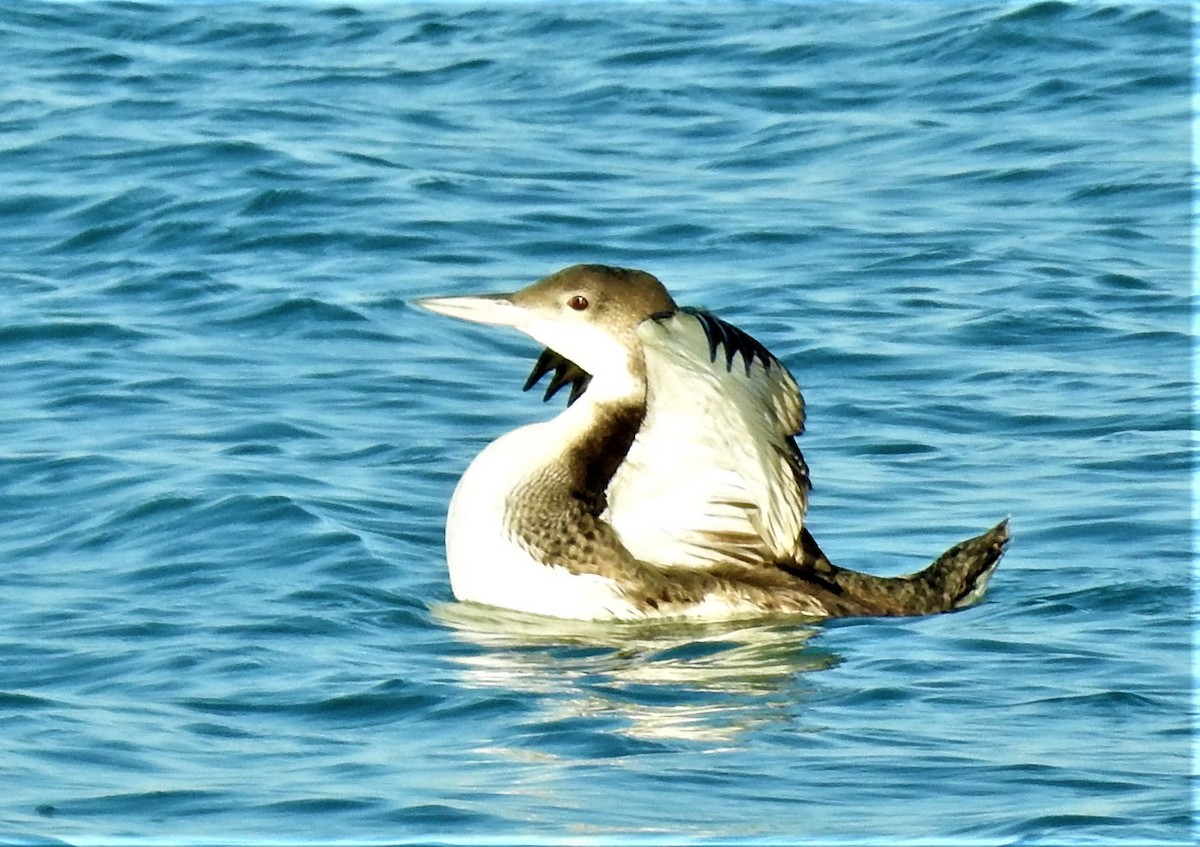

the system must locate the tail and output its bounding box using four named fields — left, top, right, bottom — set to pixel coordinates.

left=796, top=519, right=1010, bottom=617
